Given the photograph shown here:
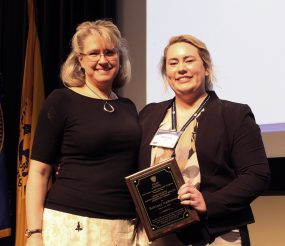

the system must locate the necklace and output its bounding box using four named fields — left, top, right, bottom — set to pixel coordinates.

left=85, top=83, right=115, bottom=113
